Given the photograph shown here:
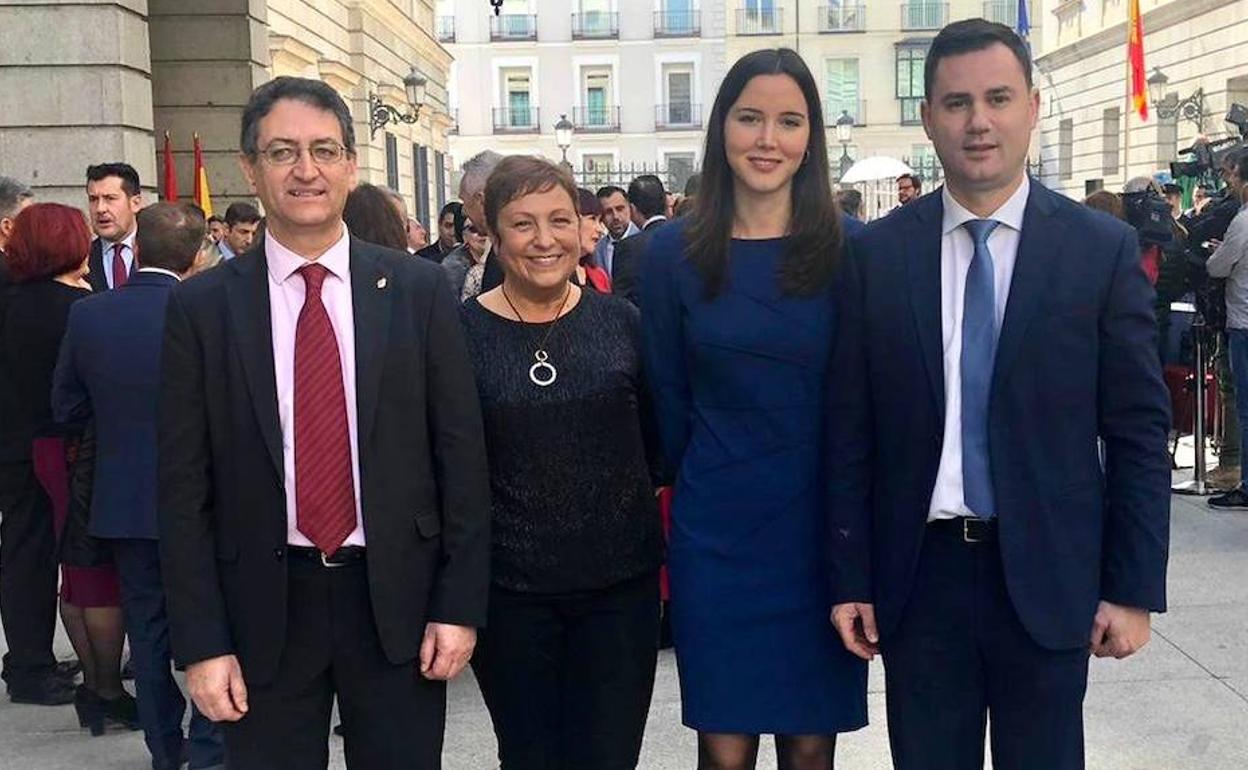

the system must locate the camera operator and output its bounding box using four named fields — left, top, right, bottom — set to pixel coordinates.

left=1205, top=151, right=1248, bottom=508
